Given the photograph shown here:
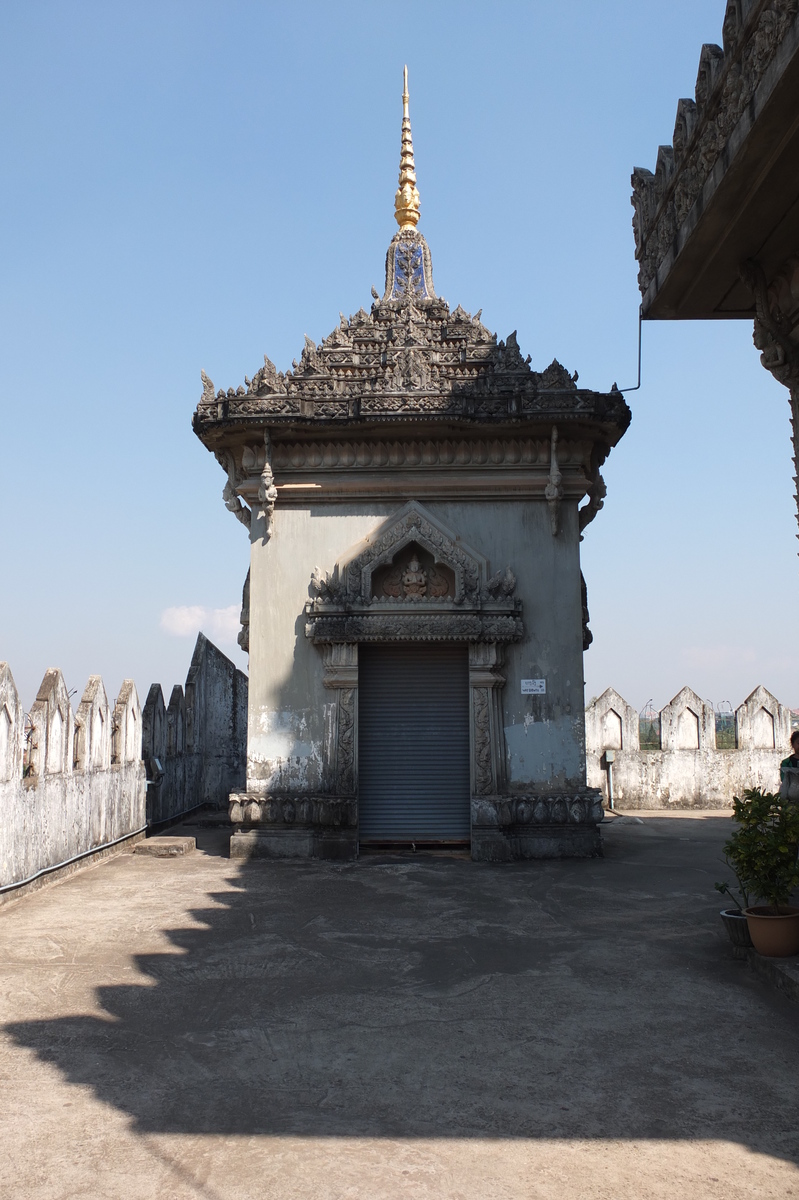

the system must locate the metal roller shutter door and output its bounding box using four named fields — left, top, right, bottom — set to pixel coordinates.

left=358, top=643, right=470, bottom=841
